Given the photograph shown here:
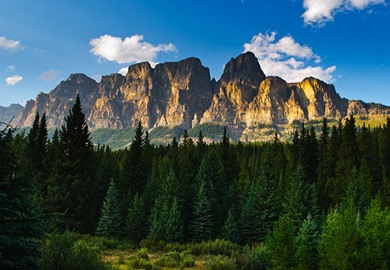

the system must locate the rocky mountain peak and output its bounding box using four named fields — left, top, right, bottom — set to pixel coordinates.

left=10, top=52, right=390, bottom=141
left=220, top=51, right=265, bottom=85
